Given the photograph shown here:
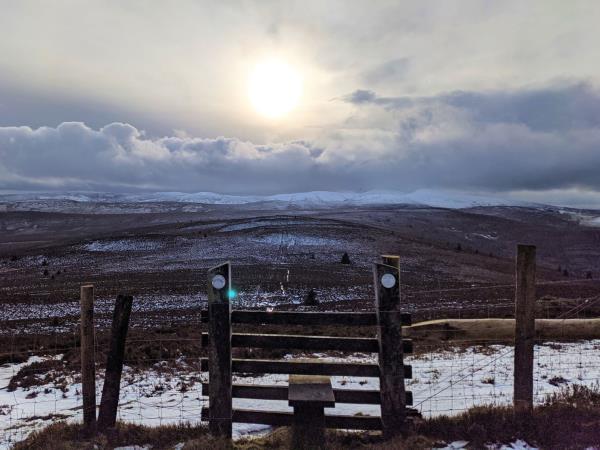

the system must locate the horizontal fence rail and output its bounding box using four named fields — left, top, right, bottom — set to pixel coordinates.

left=200, top=310, right=412, bottom=326
left=200, top=332, right=413, bottom=354
left=200, top=357, right=412, bottom=378
left=201, top=383, right=414, bottom=405
left=200, top=407, right=419, bottom=430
